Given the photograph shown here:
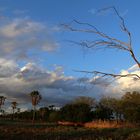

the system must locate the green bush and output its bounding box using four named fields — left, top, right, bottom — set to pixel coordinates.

left=60, top=103, right=92, bottom=122
left=48, top=111, right=60, bottom=122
